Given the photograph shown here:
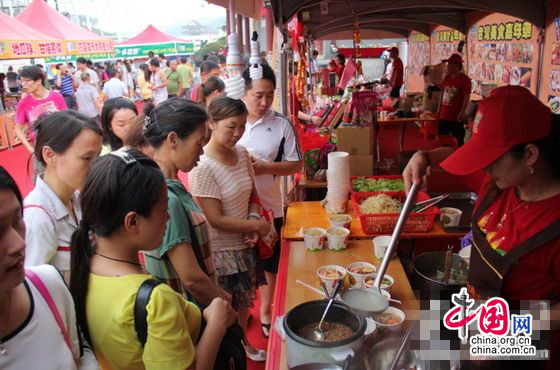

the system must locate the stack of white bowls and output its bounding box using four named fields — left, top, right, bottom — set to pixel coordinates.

left=325, top=151, right=350, bottom=214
